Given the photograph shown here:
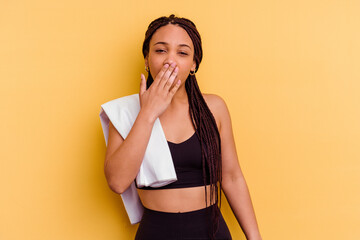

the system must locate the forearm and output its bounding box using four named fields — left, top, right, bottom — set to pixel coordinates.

left=222, top=176, right=262, bottom=240
left=104, top=109, right=156, bottom=193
